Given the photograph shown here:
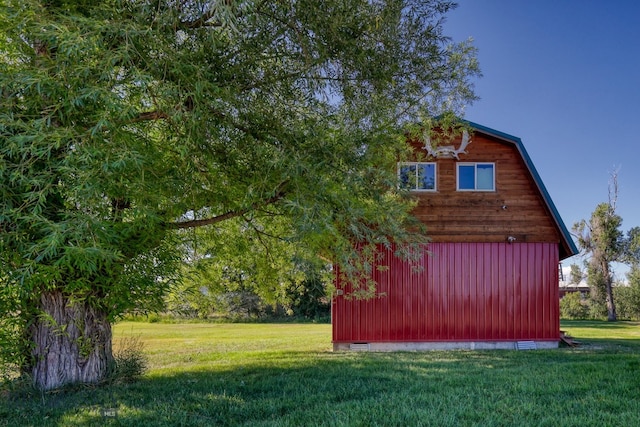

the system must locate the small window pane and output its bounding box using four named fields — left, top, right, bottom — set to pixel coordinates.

left=458, top=165, right=475, bottom=189
left=399, top=164, right=416, bottom=190
left=417, top=164, right=435, bottom=190
left=476, top=164, right=494, bottom=190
